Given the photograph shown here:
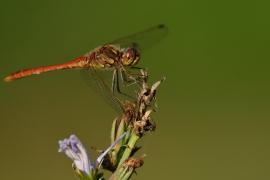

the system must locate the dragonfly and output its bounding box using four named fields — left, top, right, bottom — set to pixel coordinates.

left=4, top=24, right=167, bottom=115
